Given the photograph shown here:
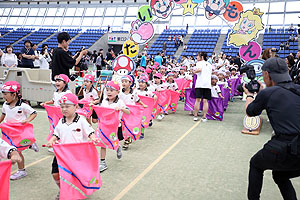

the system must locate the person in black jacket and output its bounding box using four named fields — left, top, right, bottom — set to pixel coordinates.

left=244, top=57, right=300, bottom=200
left=51, top=32, right=87, bottom=81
